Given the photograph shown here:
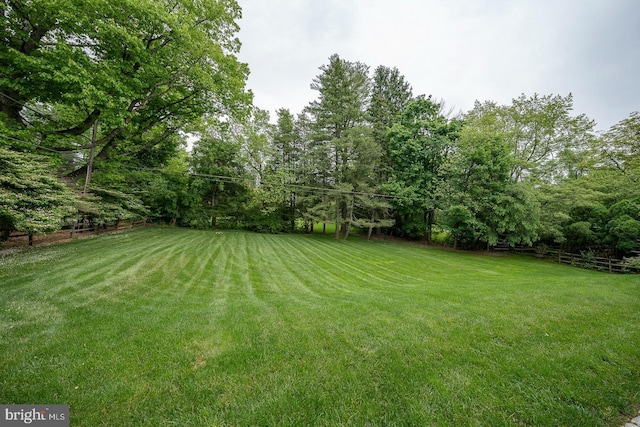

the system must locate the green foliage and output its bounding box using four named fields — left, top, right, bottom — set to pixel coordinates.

left=308, top=54, right=370, bottom=139
left=536, top=179, right=599, bottom=245
left=622, top=255, right=640, bottom=270
left=564, top=221, right=598, bottom=250
left=0, top=148, right=78, bottom=237
left=599, top=111, right=640, bottom=173
left=442, top=205, right=482, bottom=249
left=466, top=94, right=595, bottom=183
left=491, top=183, right=540, bottom=246
left=561, top=202, right=608, bottom=252
left=85, top=187, right=148, bottom=225
left=300, top=194, right=333, bottom=232
left=350, top=194, right=394, bottom=239
left=368, top=65, right=413, bottom=178
left=385, top=96, right=458, bottom=238
left=2, top=0, right=250, bottom=150
left=1, top=0, right=250, bottom=234
left=2, top=4, right=636, bottom=256
left=609, top=198, right=640, bottom=220
left=271, top=108, right=300, bottom=173
left=238, top=187, right=288, bottom=233
left=540, top=166, right=640, bottom=257
left=387, top=96, right=452, bottom=186
left=442, top=115, right=540, bottom=248
left=605, top=215, right=640, bottom=253
left=602, top=198, right=640, bottom=255
left=237, top=108, right=274, bottom=183
left=306, top=54, right=379, bottom=238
